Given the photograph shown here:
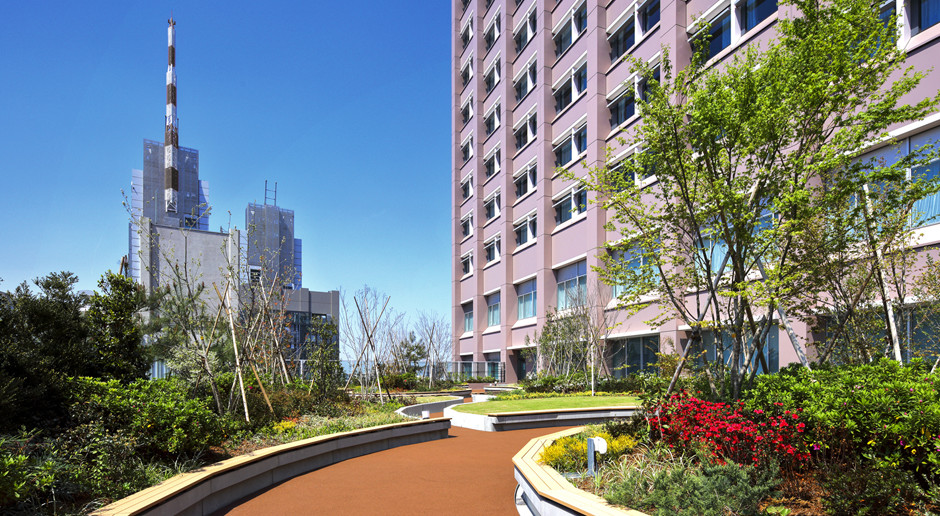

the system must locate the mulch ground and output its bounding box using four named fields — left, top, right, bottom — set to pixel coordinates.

left=214, top=424, right=572, bottom=515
